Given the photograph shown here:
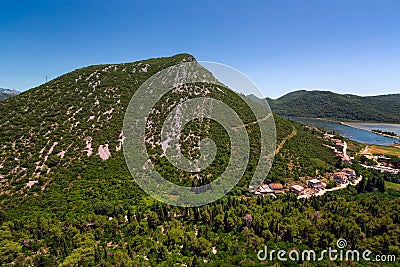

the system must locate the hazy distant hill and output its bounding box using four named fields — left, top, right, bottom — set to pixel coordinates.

left=267, top=90, right=400, bottom=122
left=0, top=88, right=20, bottom=100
